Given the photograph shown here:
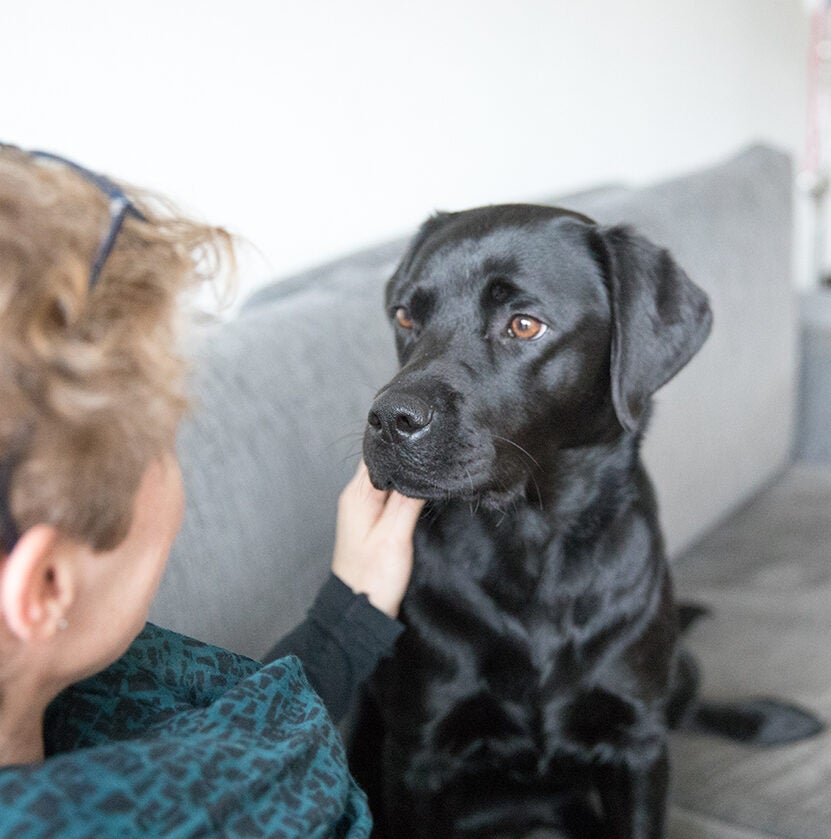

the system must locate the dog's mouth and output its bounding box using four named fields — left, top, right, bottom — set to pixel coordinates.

left=364, top=460, right=476, bottom=501
left=363, top=450, right=531, bottom=509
